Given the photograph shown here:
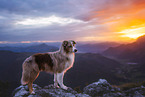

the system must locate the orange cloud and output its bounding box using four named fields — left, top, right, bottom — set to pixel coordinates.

left=85, top=0, right=145, bottom=42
